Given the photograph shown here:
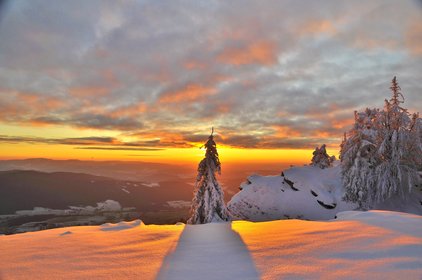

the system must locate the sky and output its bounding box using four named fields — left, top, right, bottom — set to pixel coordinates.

left=0, top=0, right=421, bottom=164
